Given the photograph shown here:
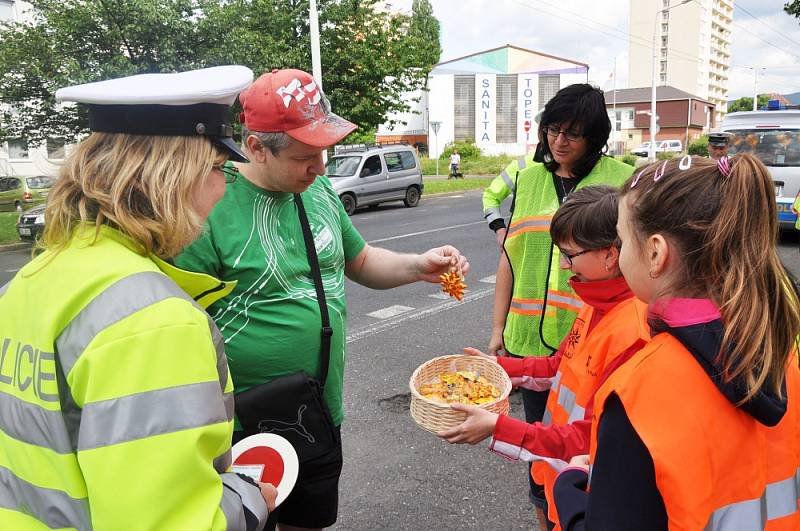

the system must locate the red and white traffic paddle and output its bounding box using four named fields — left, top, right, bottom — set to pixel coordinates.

left=231, top=434, right=299, bottom=507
